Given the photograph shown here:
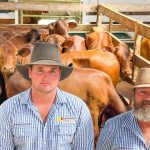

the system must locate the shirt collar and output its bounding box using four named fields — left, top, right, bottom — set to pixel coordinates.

left=55, top=88, right=68, bottom=107
left=122, top=111, right=138, bottom=129
left=19, top=88, right=67, bottom=106
left=122, top=111, right=142, bottom=137
left=19, top=88, right=31, bottom=105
